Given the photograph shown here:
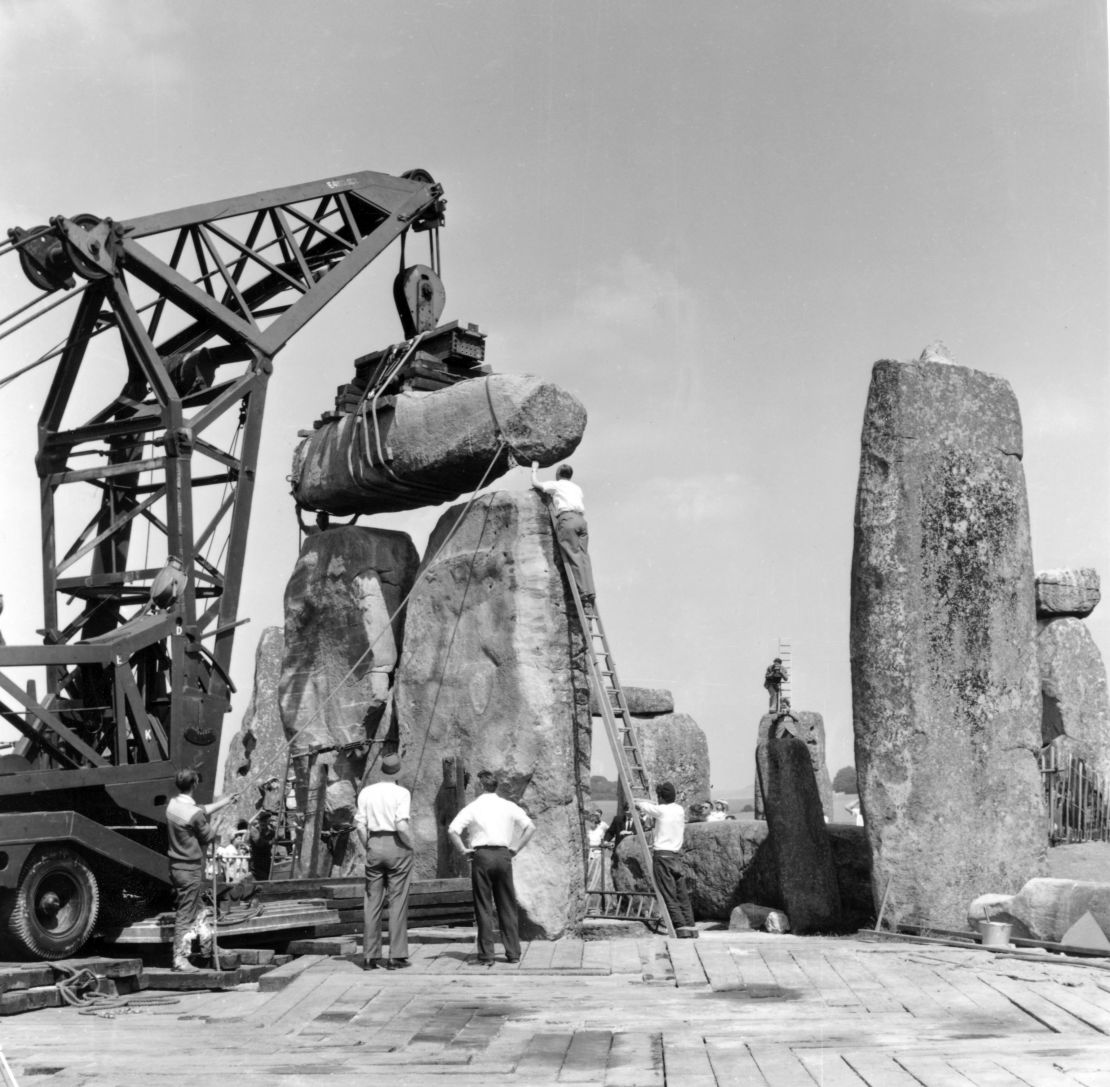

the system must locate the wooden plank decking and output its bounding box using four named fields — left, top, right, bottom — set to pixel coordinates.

left=2, top=929, right=1110, bottom=1084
